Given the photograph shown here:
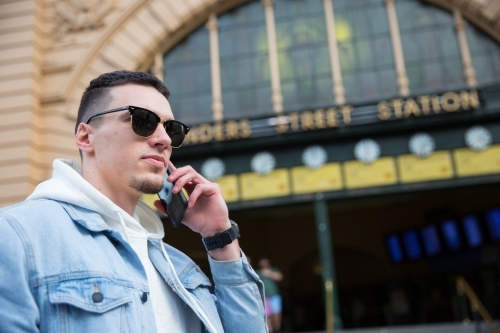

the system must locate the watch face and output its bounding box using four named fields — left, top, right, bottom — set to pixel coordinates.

left=354, top=139, right=380, bottom=164
left=409, top=133, right=435, bottom=158
left=231, top=220, right=240, bottom=236
left=302, top=145, right=327, bottom=169
left=201, top=158, right=225, bottom=181
left=465, top=126, right=492, bottom=151
left=251, top=151, right=276, bottom=175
